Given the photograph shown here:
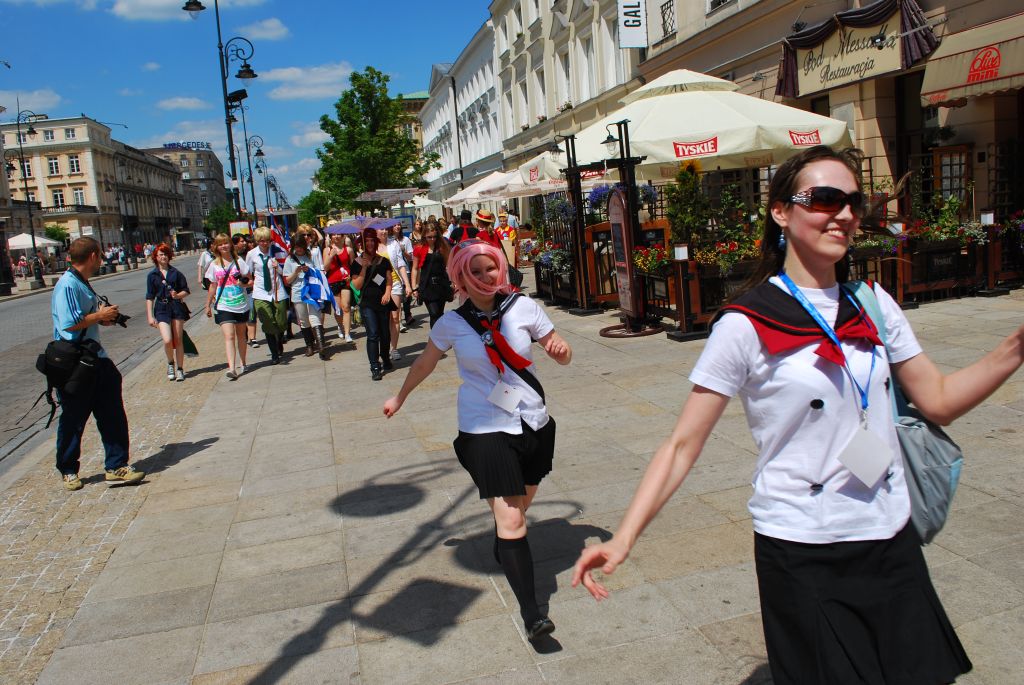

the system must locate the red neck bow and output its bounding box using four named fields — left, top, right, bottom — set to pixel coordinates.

left=478, top=317, right=531, bottom=374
